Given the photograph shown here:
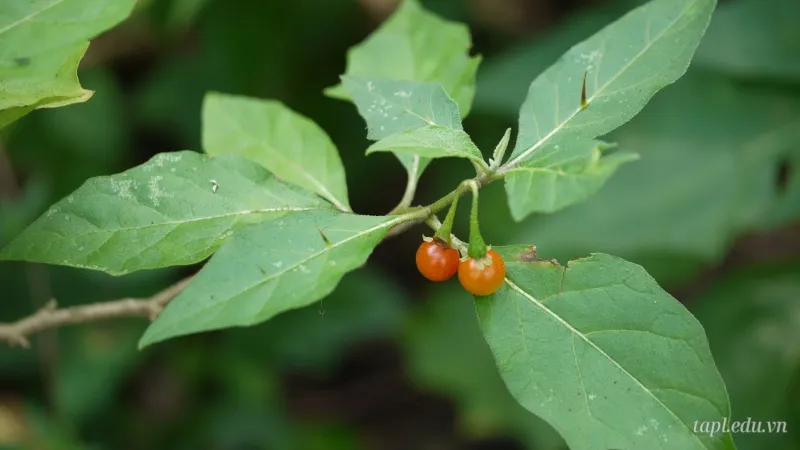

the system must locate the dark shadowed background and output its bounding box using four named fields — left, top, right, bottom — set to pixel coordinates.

left=1, top=0, right=798, bottom=449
